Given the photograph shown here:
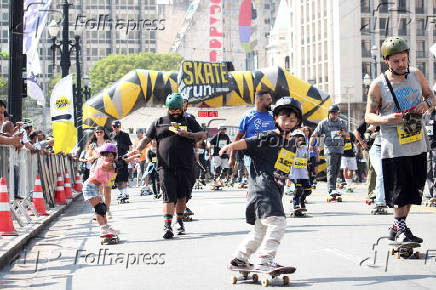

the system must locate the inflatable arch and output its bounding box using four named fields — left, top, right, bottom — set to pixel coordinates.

left=83, top=64, right=332, bottom=129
